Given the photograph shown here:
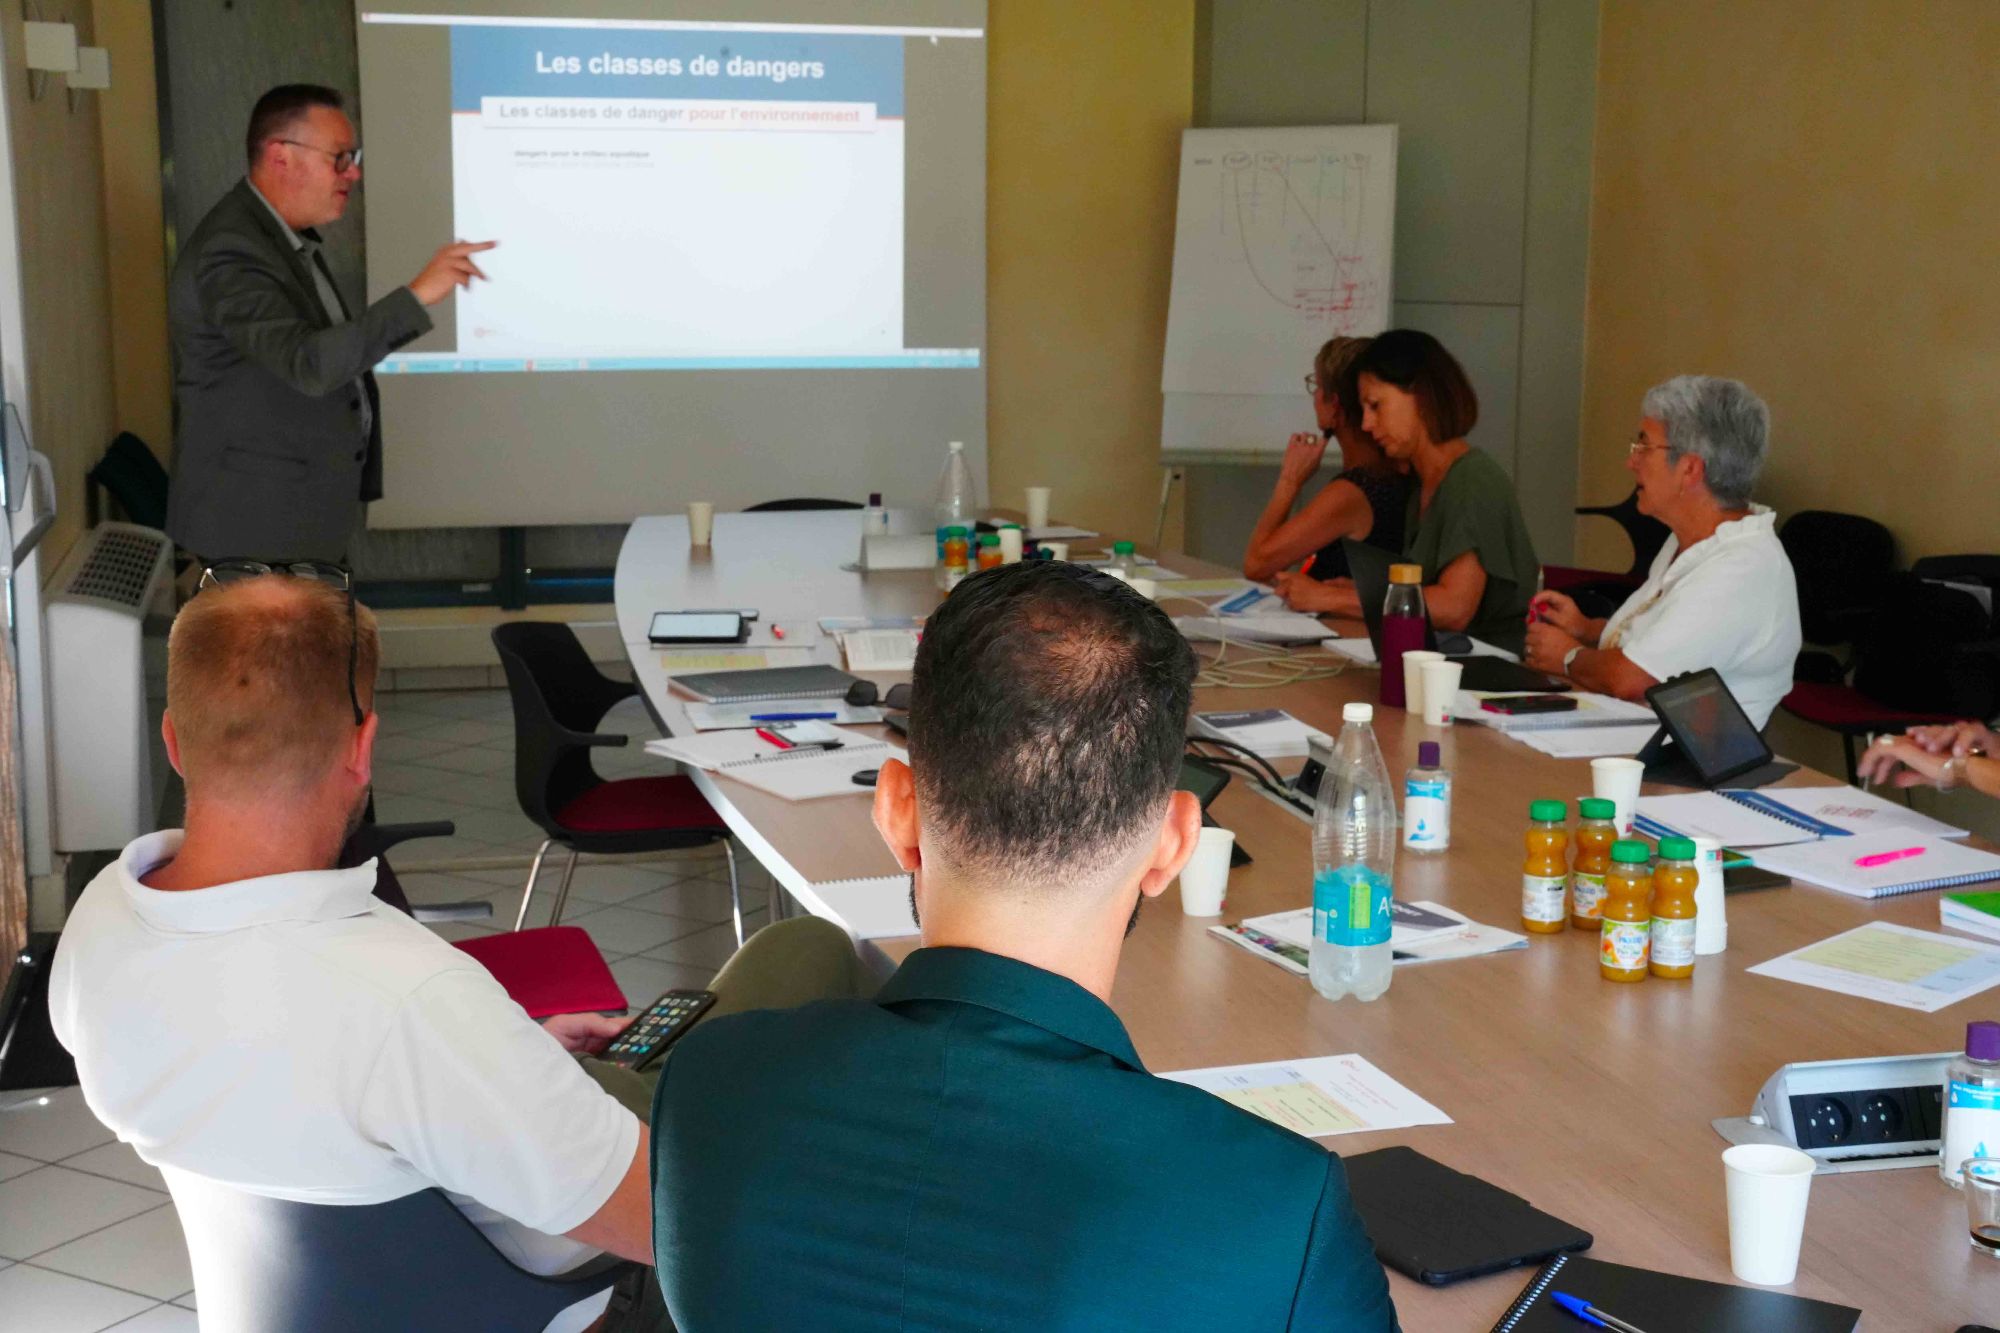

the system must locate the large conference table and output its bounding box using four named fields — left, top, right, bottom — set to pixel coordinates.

left=616, top=509, right=1998, bottom=1330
